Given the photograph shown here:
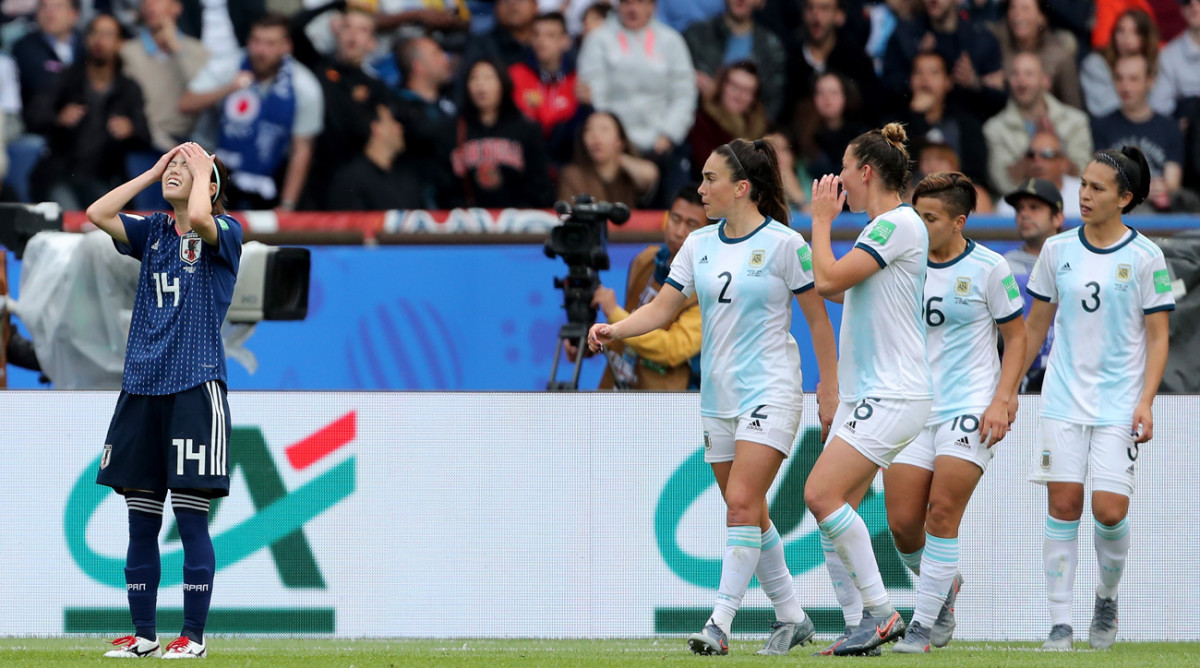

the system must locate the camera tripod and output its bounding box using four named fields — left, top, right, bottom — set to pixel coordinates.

left=547, top=322, right=589, bottom=391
